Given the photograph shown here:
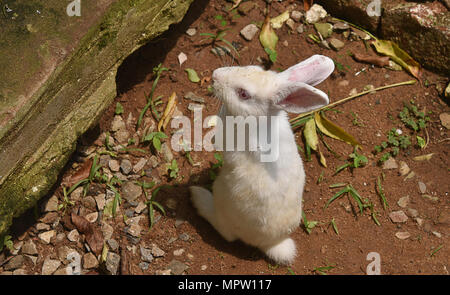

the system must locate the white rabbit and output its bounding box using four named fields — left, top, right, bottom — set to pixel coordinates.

left=189, top=55, right=334, bottom=265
